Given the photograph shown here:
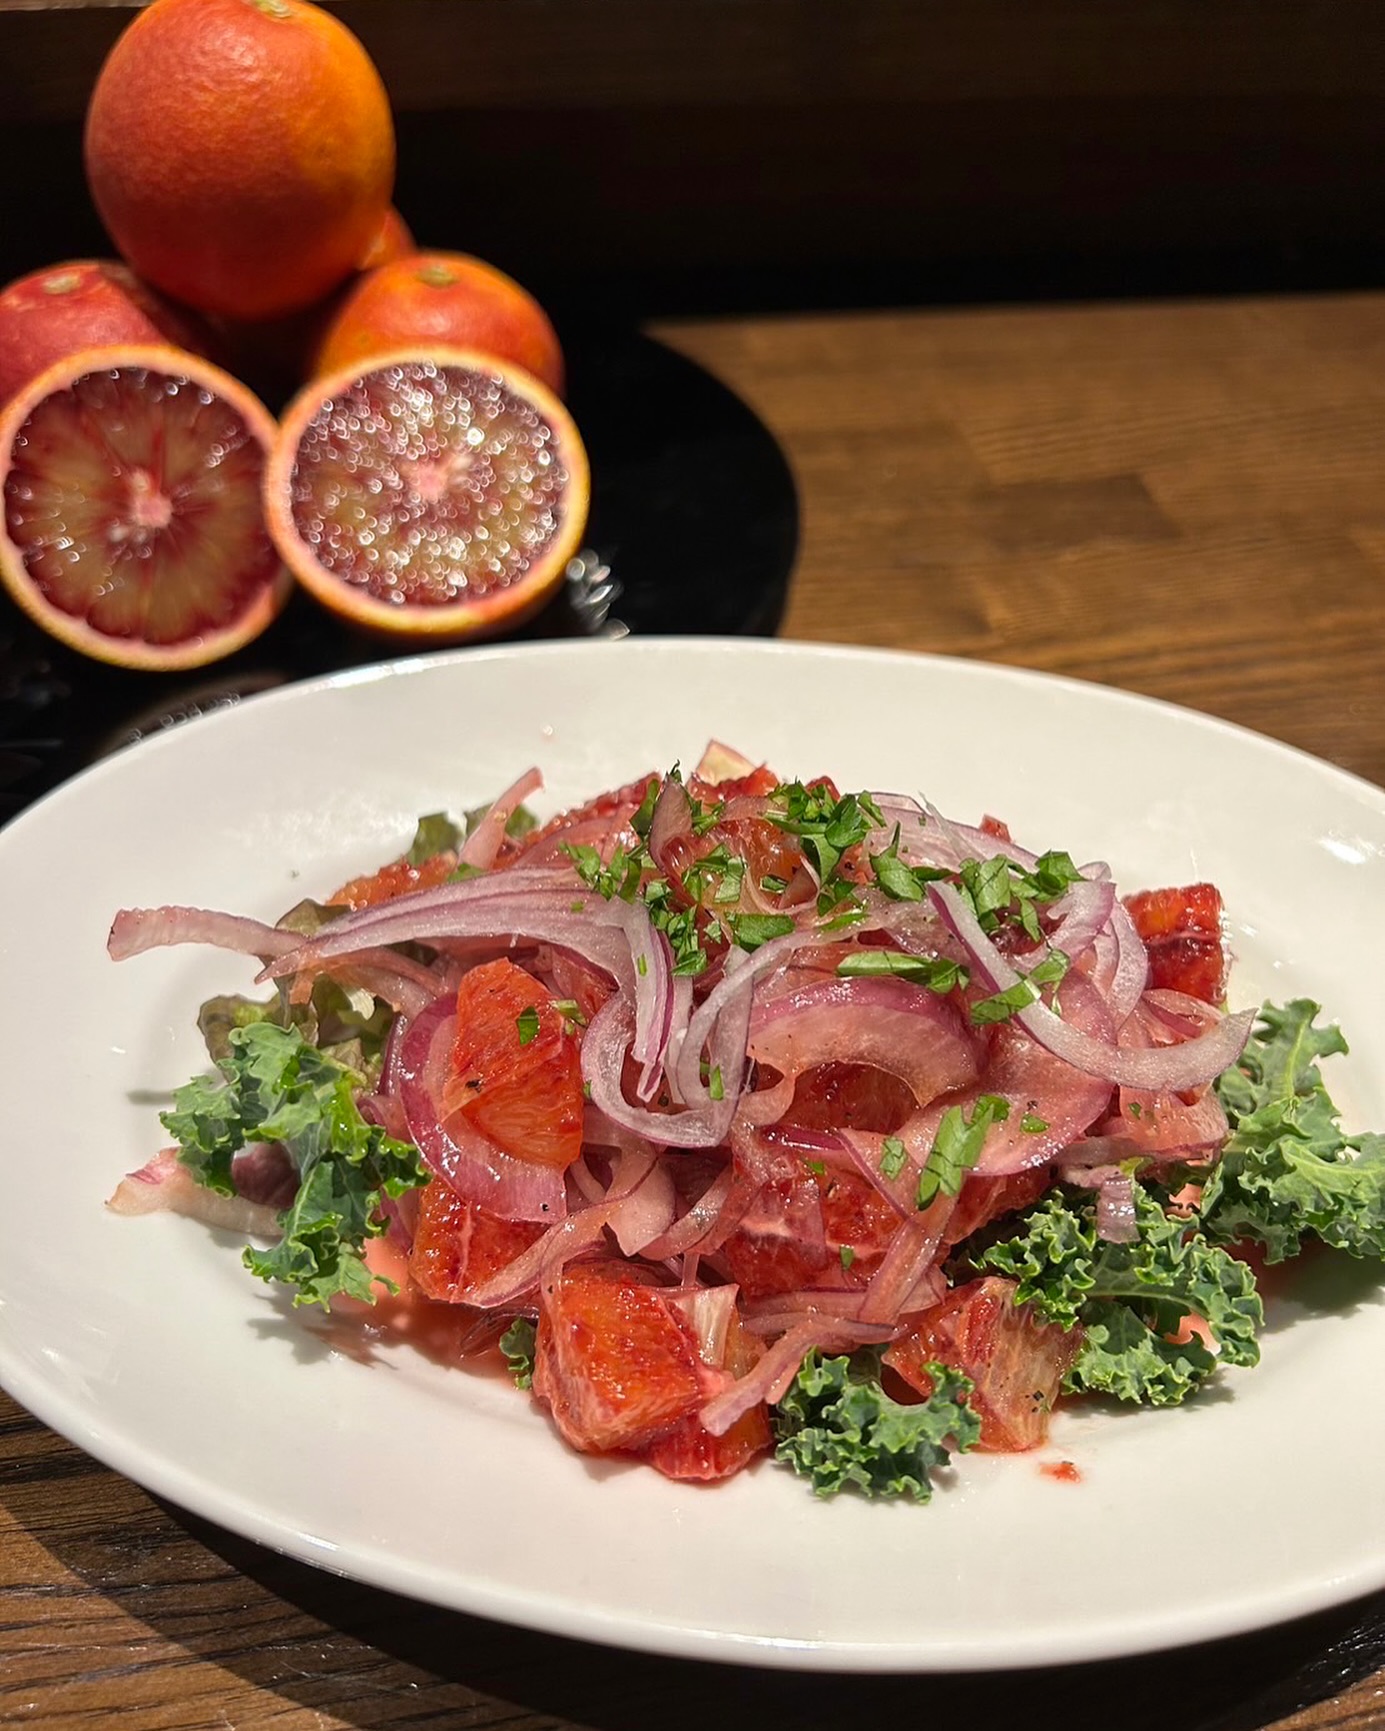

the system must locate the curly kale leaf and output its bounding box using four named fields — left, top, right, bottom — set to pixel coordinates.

left=772, top=1349, right=980, bottom=1500
left=1199, top=999, right=1385, bottom=1262
left=161, top=1021, right=427, bottom=1309
left=972, top=1185, right=1262, bottom=1405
